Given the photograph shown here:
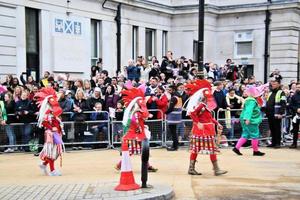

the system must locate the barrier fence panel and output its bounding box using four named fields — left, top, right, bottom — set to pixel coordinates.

left=62, top=111, right=111, bottom=149
left=0, top=111, right=110, bottom=151
left=0, top=122, right=40, bottom=152
left=164, top=110, right=216, bottom=146
left=217, top=109, right=271, bottom=142
left=111, top=109, right=164, bottom=148
left=3, top=109, right=298, bottom=153
left=165, top=110, right=191, bottom=146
